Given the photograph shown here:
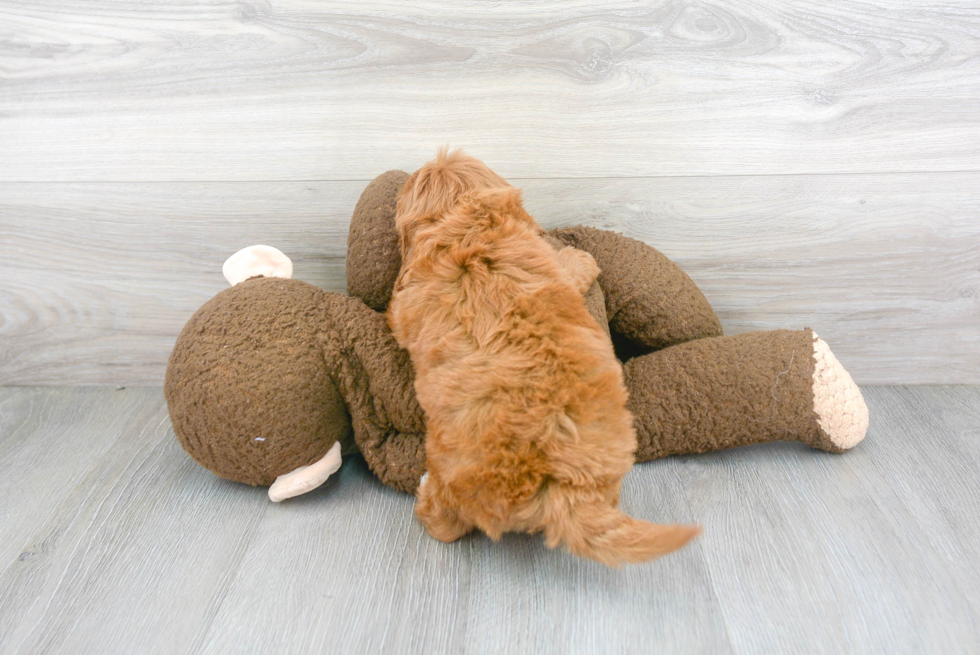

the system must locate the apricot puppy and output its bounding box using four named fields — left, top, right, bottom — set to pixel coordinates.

left=387, top=149, right=699, bottom=566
